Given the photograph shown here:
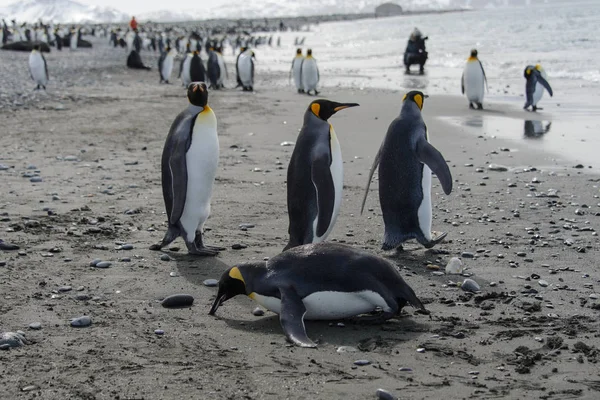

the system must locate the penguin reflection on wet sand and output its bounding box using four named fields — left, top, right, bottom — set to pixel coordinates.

left=361, top=91, right=452, bottom=252
left=209, top=242, right=429, bottom=348
left=150, top=82, right=225, bottom=256
left=524, top=64, right=553, bottom=112
left=284, top=99, right=359, bottom=251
